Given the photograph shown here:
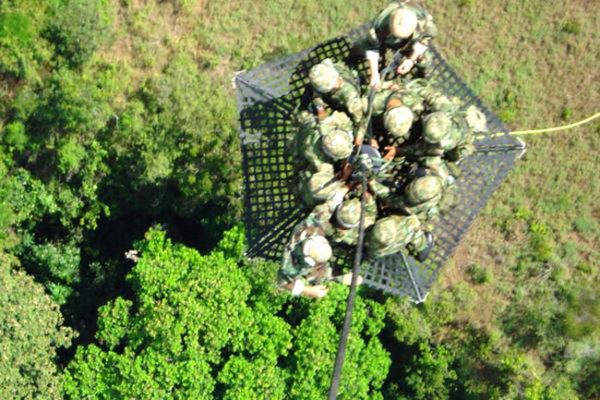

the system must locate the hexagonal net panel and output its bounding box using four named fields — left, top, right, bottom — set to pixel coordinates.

left=235, top=25, right=525, bottom=302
